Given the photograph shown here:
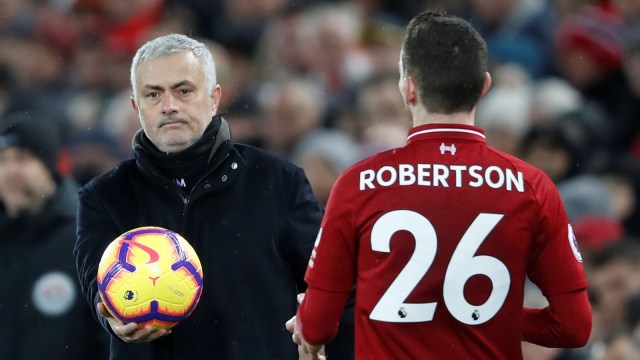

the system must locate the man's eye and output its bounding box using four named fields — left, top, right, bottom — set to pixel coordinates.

left=145, top=92, right=158, bottom=99
left=180, top=89, right=192, bottom=95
